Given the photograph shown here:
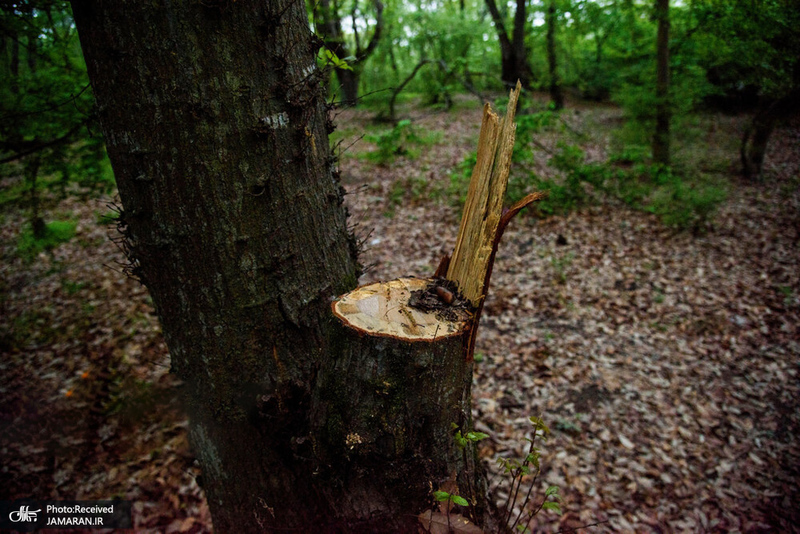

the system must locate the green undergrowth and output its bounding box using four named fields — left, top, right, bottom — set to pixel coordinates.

left=17, top=219, right=78, bottom=260
left=1, top=154, right=115, bottom=209
left=448, top=106, right=729, bottom=232
left=356, top=89, right=419, bottom=112
left=362, top=119, right=442, bottom=165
